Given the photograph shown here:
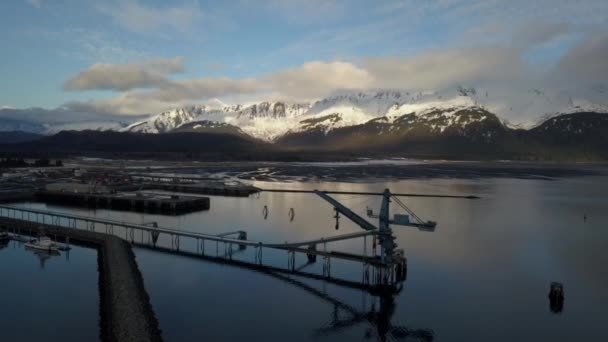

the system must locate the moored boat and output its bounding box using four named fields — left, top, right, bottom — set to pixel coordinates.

left=24, top=235, right=59, bottom=252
